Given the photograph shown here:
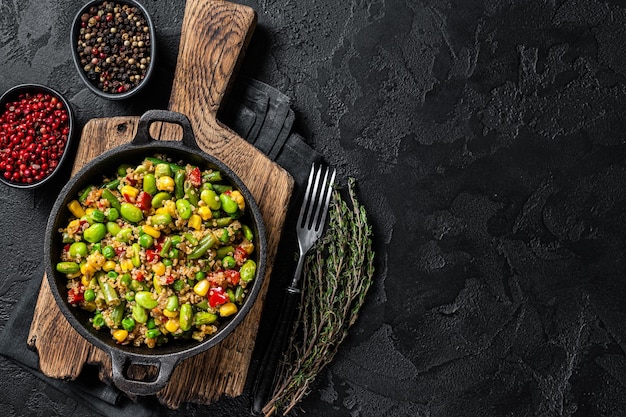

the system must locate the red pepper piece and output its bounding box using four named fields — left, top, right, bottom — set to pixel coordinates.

left=224, top=269, right=240, bottom=286
left=208, top=287, right=229, bottom=308
left=187, top=167, right=201, bottom=187
left=234, top=246, right=248, bottom=263
left=146, top=249, right=159, bottom=263
left=136, top=271, right=144, bottom=282
left=68, top=287, right=84, bottom=304
left=164, top=275, right=174, bottom=285
left=135, top=191, right=152, bottom=211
